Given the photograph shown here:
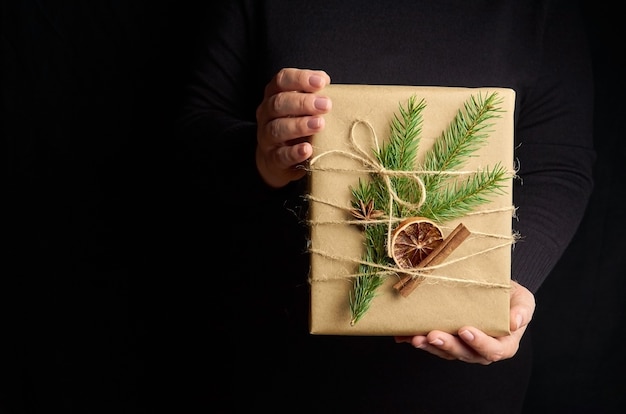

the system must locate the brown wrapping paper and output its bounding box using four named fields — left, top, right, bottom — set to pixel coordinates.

left=307, top=84, right=516, bottom=336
